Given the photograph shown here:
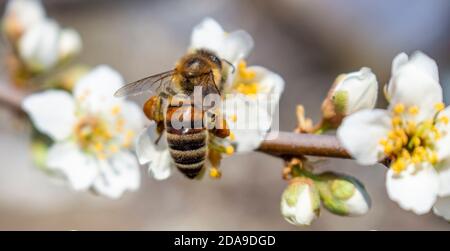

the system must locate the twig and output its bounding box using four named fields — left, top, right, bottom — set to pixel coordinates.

left=0, top=82, right=26, bottom=115
left=257, top=132, right=350, bottom=159
left=0, top=83, right=352, bottom=159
